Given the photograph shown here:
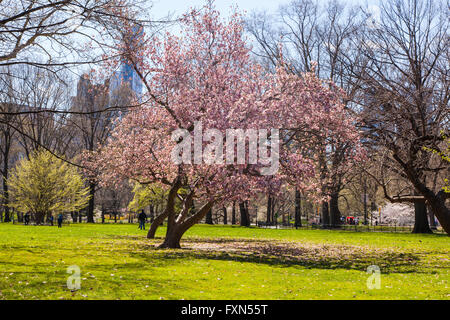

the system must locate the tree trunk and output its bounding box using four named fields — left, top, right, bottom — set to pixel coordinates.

left=159, top=194, right=213, bottom=249
left=159, top=226, right=183, bottom=249
left=231, top=201, right=236, bottom=225
left=294, top=188, right=302, bottom=228
left=223, top=207, right=227, bottom=225
left=78, top=212, right=82, bottom=223
left=428, top=210, right=437, bottom=230
left=422, top=191, right=449, bottom=235
left=329, top=192, right=341, bottom=228
left=412, top=200, right=433, bottom=234
left=205, top=208, right=213, bottom=225
left=239, top=202, right=250, bottom=227
left=2, top=184, right=10, bottom=222
left=2, top=162, right=10, bottom=222
left=409, top=178, right=449, bottom=234
left=322, top=201, right=330, bottom=228
left=266, top=196, right=272, bottom=223
left=87, top=183, right=95, bottom=223
left=1, top=131, right=11, bottom=223
left=149, top=205, right=155, bottom=223
left=147, top=210, right=168, bottom=239
left=35, top=212, right=45, bottom=225
left=271, top=199, right=275, bottom=223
